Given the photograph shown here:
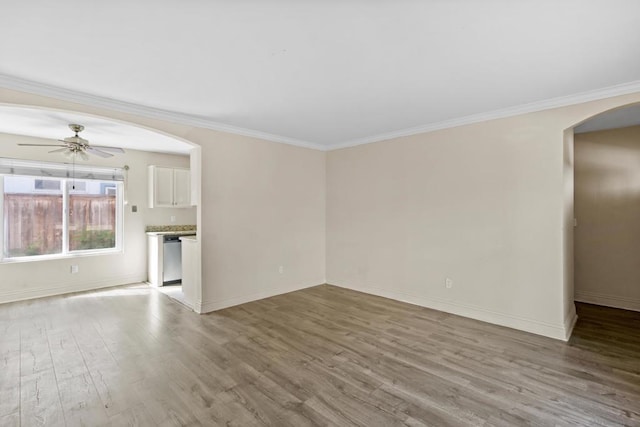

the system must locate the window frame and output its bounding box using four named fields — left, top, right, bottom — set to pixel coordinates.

left=0, top=174, right=124, bottom=263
